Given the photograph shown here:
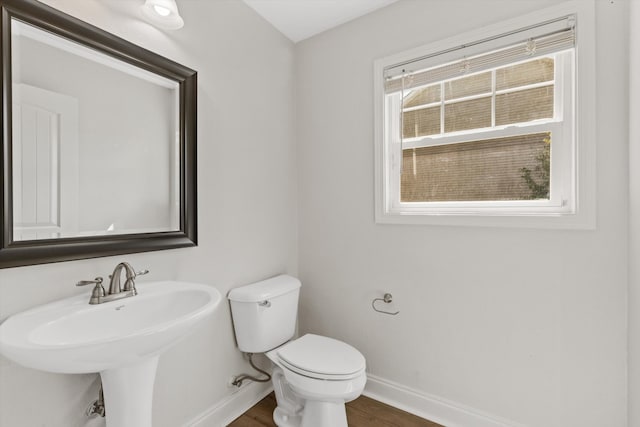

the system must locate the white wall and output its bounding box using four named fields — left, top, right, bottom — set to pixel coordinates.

left=628, top=0, right=639, bottom=425
left=296, top=1, right=628, bottom=426
left=0, top=0, right=296, bottom=426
